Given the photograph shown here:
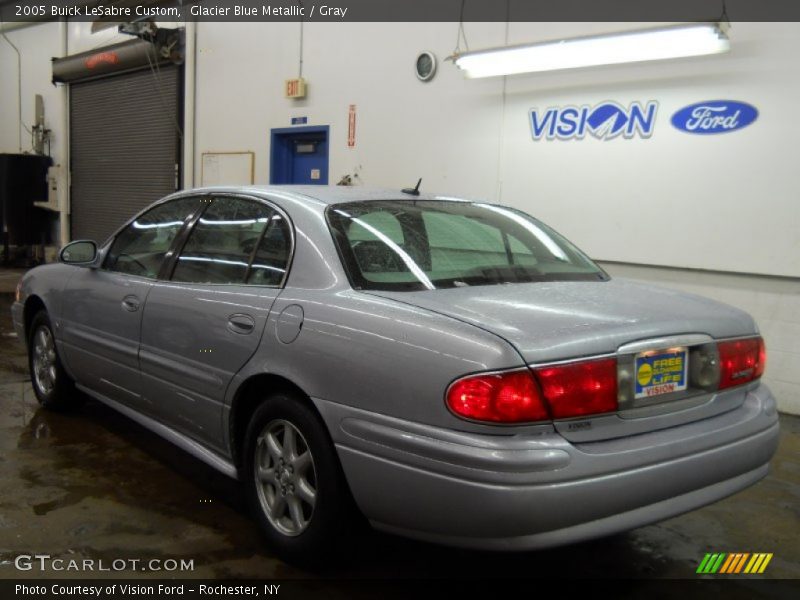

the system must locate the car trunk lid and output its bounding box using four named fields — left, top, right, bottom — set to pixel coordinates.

left=369, top=279, right=759, bottom=440
left=370, top=279, right=756, bottom=363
